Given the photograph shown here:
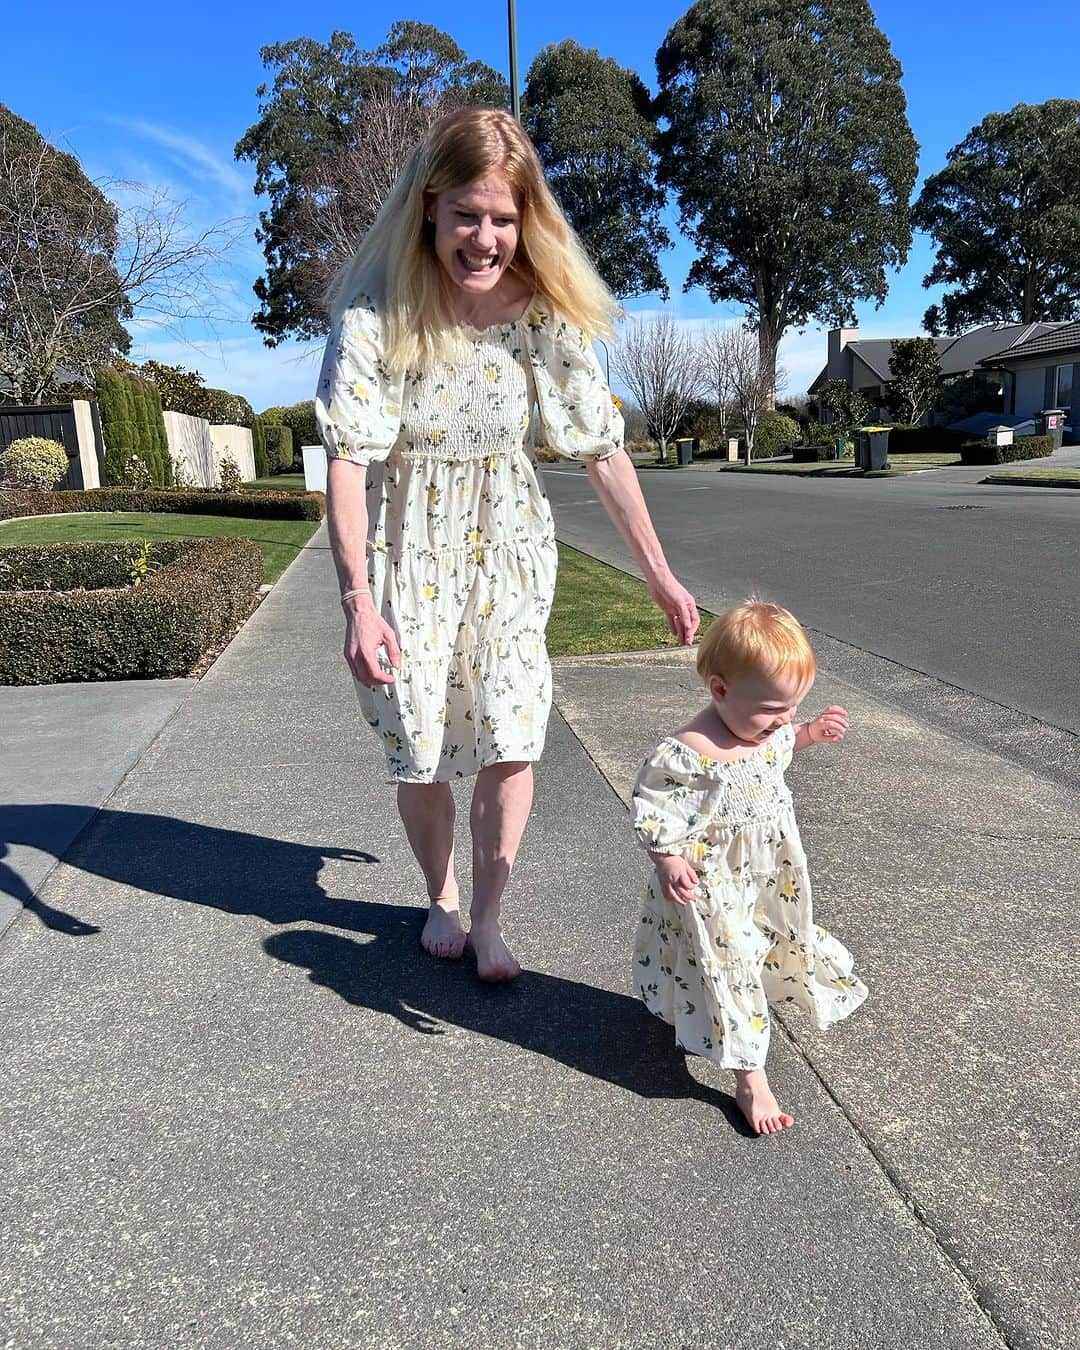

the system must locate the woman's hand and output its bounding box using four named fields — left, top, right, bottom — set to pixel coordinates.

left=652, top=853, right=700, bottom=907
left=807, top=706, right=849, bottom=745
left=648, top=568, right=701, bottom=645
left=343, top=596, right=401, bottom=687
